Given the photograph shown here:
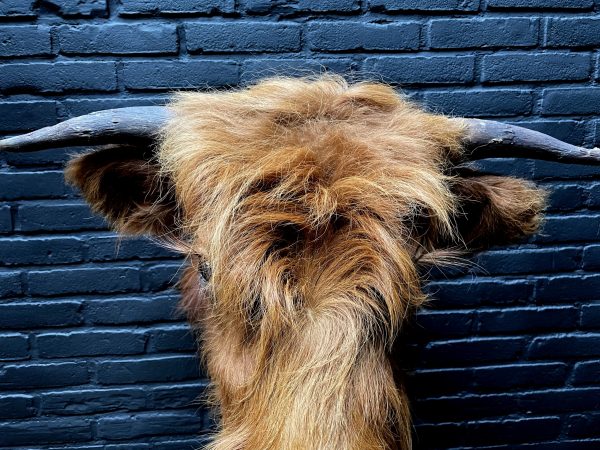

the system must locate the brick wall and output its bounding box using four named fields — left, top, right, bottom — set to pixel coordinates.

left=0, top=1, right=599, bottom=449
